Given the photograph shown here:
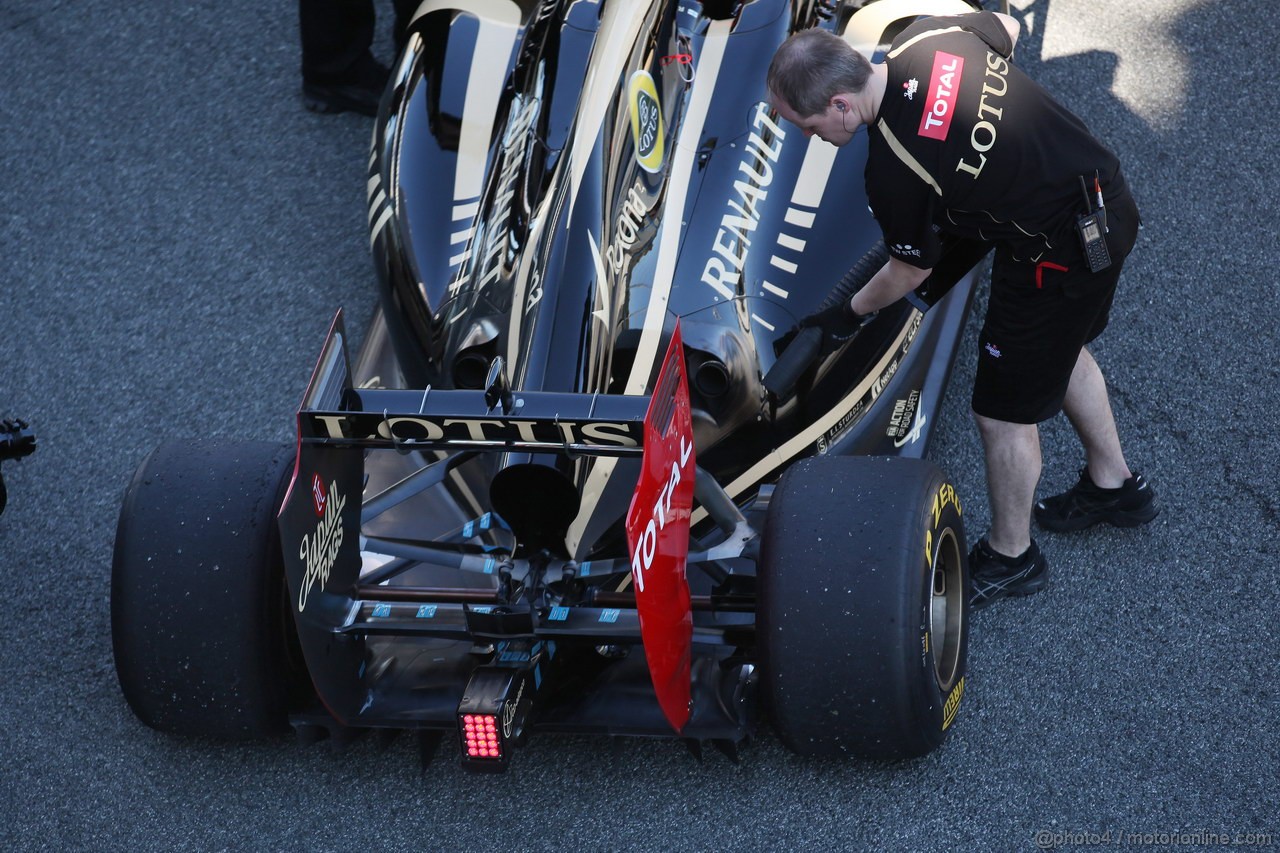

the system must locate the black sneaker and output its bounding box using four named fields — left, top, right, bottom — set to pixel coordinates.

left=1035, top=469, right=1158, bottom=532
left=969, top=537, right=1049, bottom=609
left=302, top=56, right=389, bottom=117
